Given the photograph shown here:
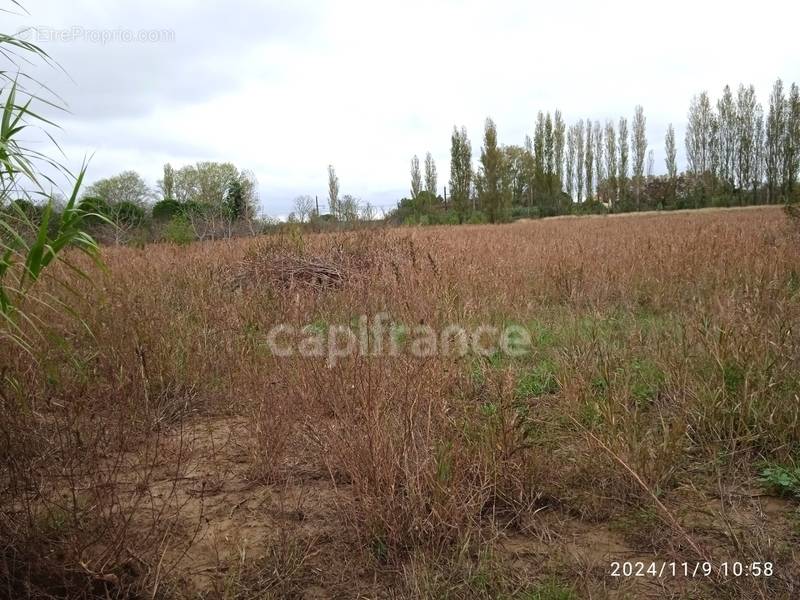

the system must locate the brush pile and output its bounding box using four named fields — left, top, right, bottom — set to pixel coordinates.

left=264, top=255, right=345, bottom=289
left=223, top=229, right=408, bottom=291
left=224, top=252, right=346, bottom=291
